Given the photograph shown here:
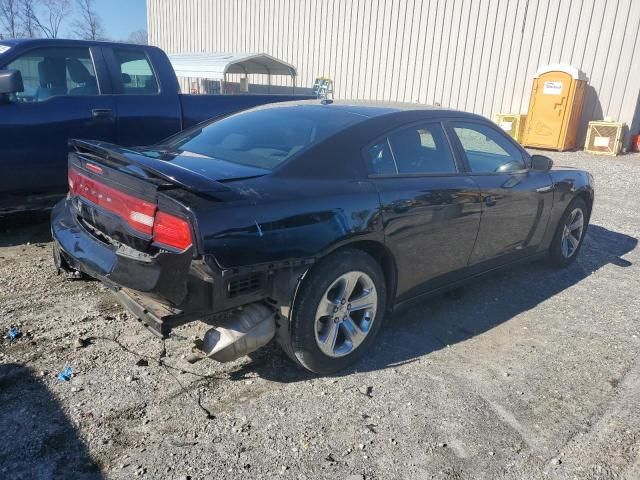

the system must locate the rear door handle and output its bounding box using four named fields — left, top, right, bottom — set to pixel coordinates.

left=91, top=108, right=113, bottom=119
left=484, top=195, right=496, bottom=207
